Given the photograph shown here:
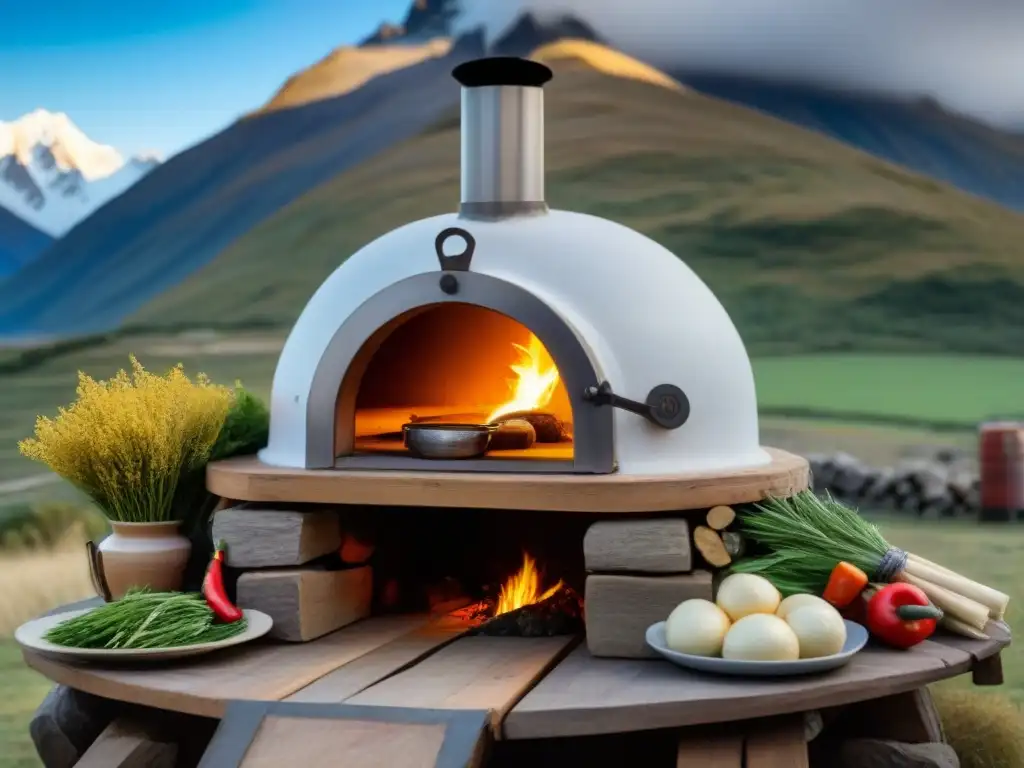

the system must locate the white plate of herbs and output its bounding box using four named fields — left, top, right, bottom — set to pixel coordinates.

left=15, top=591, right=273, bottom=663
